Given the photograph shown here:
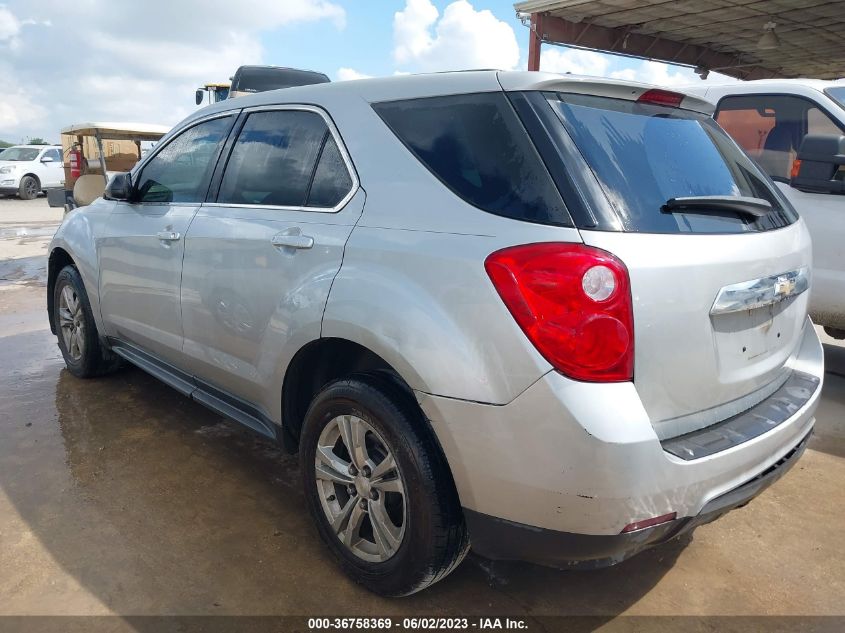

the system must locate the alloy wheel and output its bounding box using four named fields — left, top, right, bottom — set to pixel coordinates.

left=58, top=284, right=85, bottom=361
left=315, top=414, right=407, bottom=562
